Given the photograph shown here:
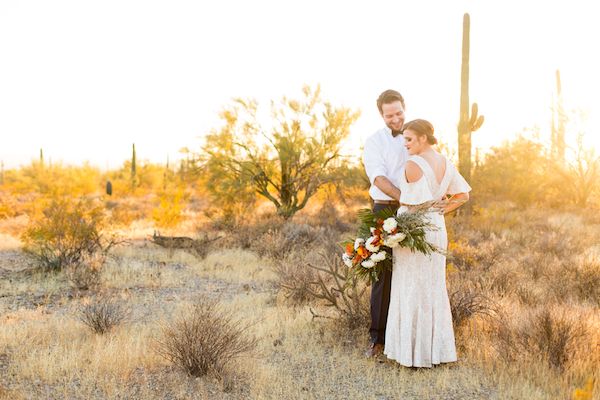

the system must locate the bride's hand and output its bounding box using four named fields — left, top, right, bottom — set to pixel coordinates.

left=431, top=199, right=450, bottom=214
